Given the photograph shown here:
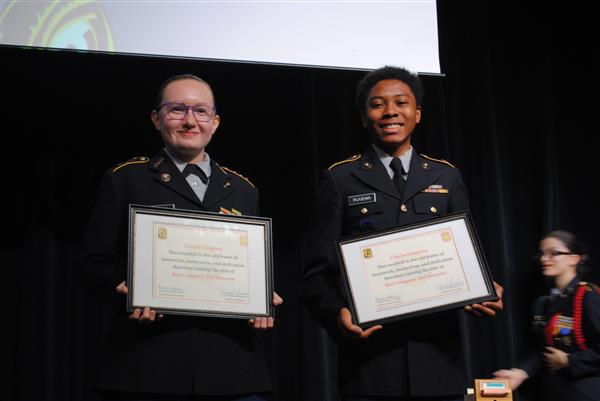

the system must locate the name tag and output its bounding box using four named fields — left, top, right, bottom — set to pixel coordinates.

left=347, top=193, right=376, bottom=206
